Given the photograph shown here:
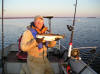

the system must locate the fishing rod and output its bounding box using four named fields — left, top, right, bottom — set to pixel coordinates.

left=1, top=0, right=5, bottom=74
left=67, top=0, right=78, bottom=57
